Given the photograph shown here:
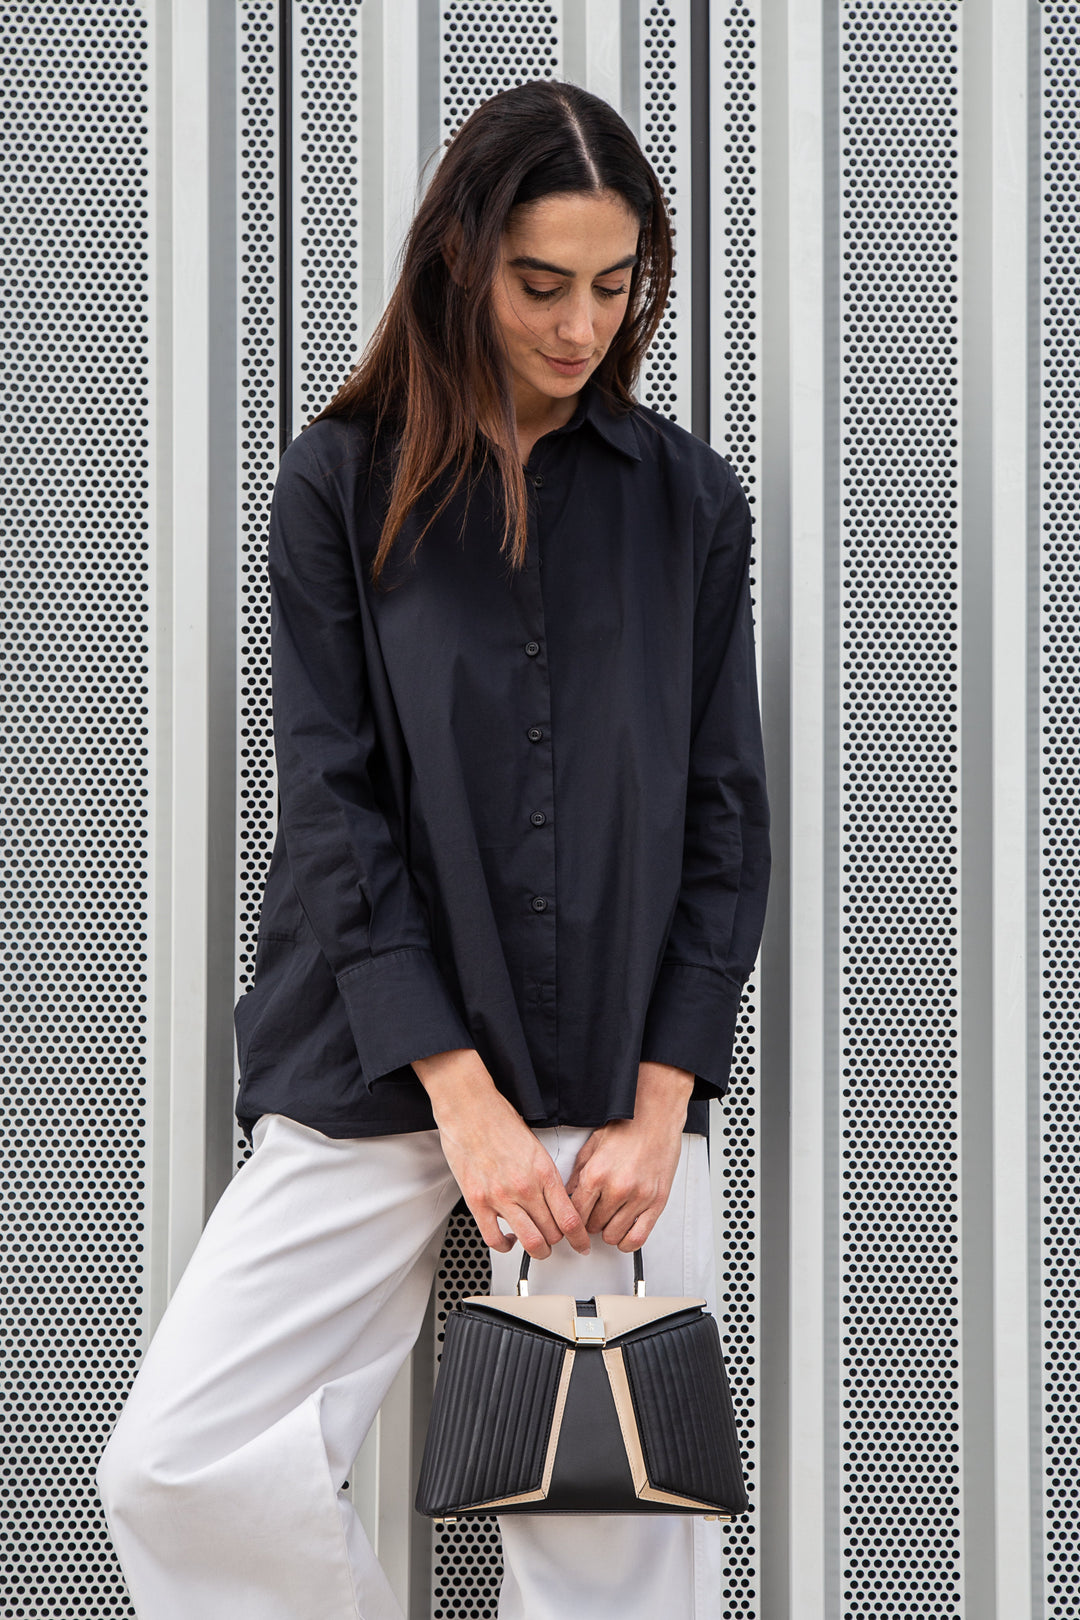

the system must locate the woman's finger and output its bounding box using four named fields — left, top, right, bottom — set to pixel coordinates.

left=567, top=1177, right=602, bottom=1231
left=472, top=1205, right=517, bottom=1253
left=518, top=1197, right=564, bottom=1252
left=598, top=1196, right=653, bottom=1249
left=542, top=1176, right=590, bottom=1253
left=505, top=1206, right=553, bottom=1261
left=615, top=1208, right=659, bottom=1253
